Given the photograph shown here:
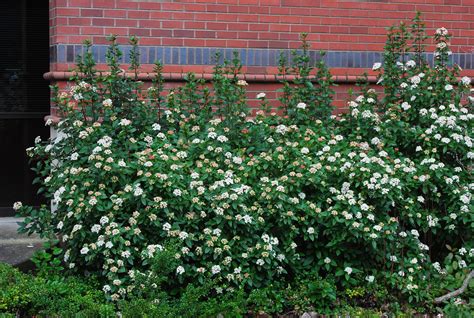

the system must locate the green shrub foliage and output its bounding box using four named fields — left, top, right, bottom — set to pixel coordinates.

left=16, top=16, right=473, bottom=310
left=0, top=263, right=115, bottom=317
